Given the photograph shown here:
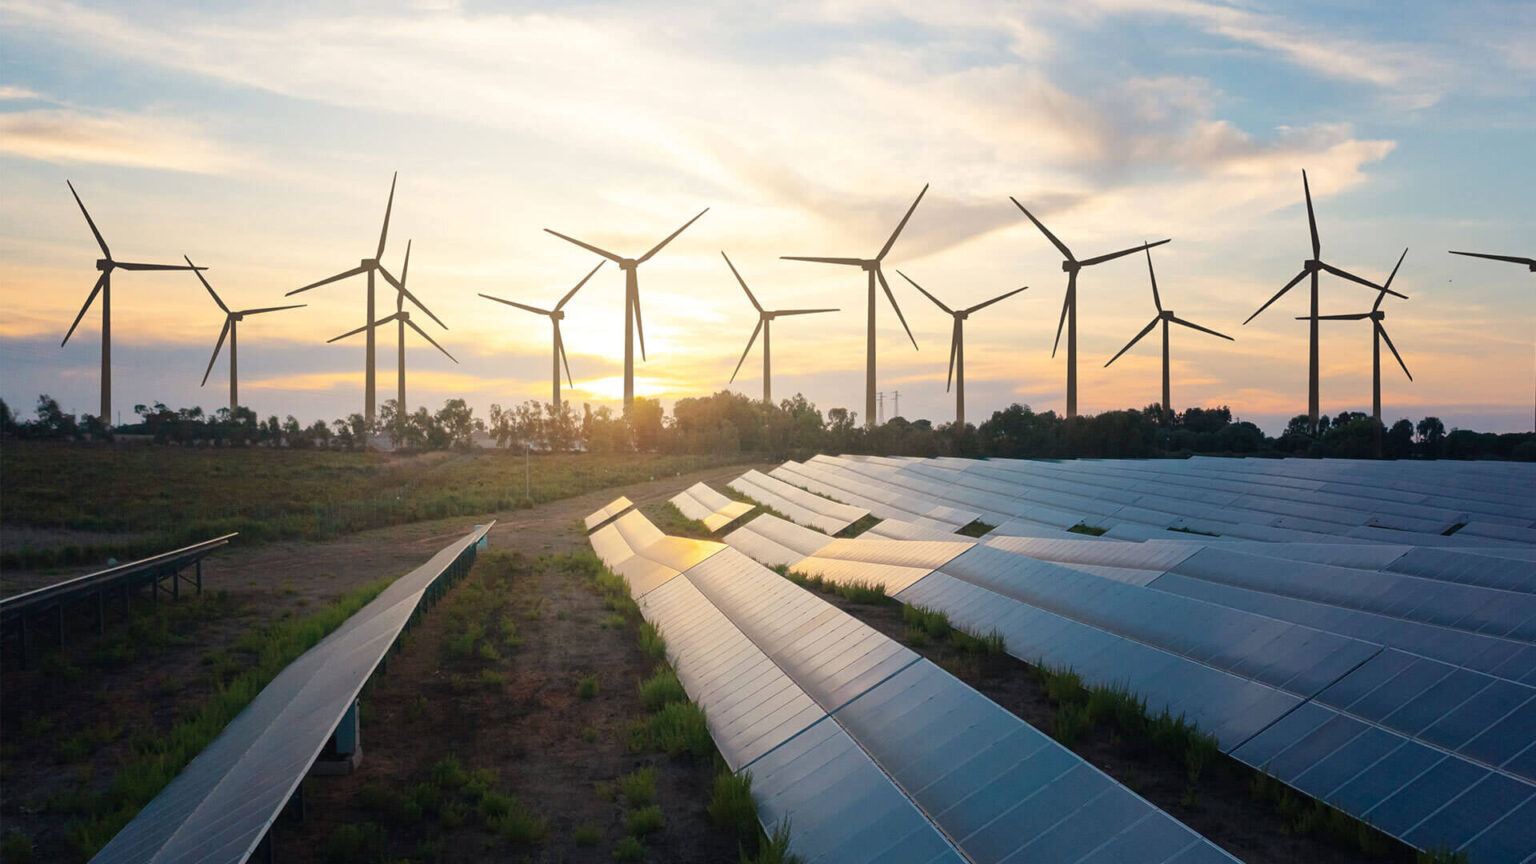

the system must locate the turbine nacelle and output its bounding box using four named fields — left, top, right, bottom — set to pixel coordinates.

left=551, top=309, right=566, bottom=321
left=1062, top=260, right=1080, bottom=274
left=619, top=258, right=638, bottom=270
left=859, top=260, right=879, bottom=272
left=361, top=258, right=379, bottom=268
left=96, top=259, right=112, bottom=272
